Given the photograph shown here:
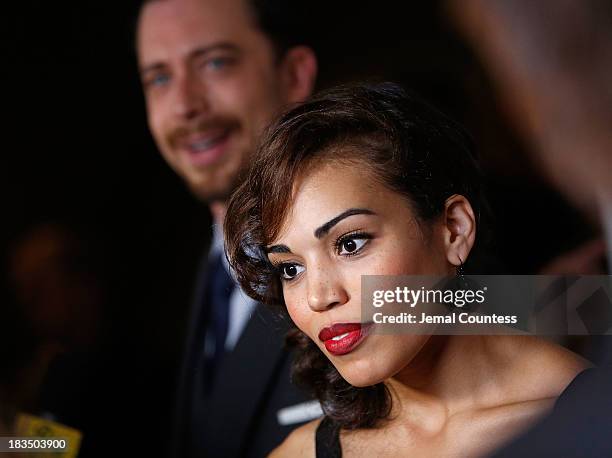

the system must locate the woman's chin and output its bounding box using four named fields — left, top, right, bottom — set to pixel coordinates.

left=336, top=364, right=387, bottom=387
left=346, top=377, right=380, bottom=388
